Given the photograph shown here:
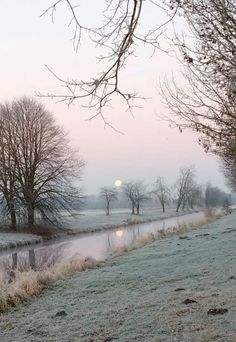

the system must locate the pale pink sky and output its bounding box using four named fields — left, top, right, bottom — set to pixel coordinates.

left=0, top=1, right=228, bottom=194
